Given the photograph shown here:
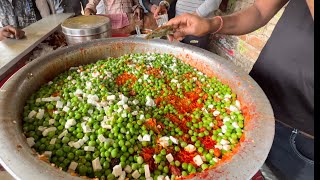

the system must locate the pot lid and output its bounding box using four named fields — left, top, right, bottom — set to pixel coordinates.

left=61, top=15, right=111, bottom=36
